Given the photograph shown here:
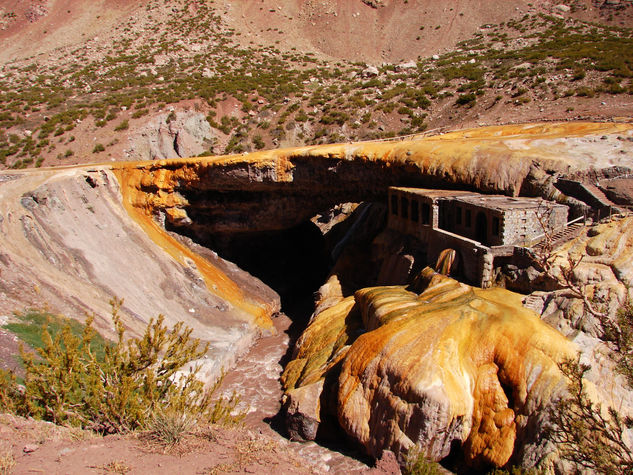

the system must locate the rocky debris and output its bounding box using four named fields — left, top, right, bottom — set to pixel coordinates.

left=514, top=216, right=633, bottom=338
left=24, top=1, right=48, bottom=23
left=283, top=380, right=324, bottom=441
left=362, top=65, right=379, bottom=77
left=600, top=176, right=633, bottom=205
left=361, top=0, right=385, bottom=8
left=129, top=110, right=215, bottom=160
left=395, top=60, right=417, bottom=72
left=283, top=267, right=576, bottom=470
left=368, top=451, right=401, bottom=475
